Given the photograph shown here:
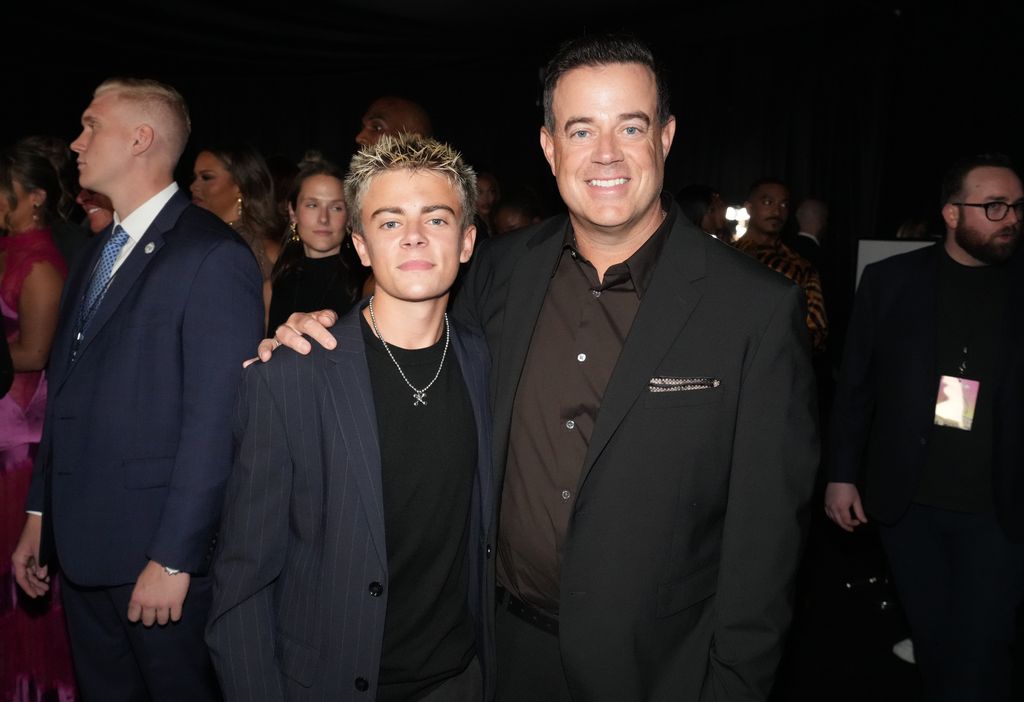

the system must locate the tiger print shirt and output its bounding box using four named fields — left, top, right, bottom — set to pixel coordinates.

left=732, top=236, right=828, bottom=353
